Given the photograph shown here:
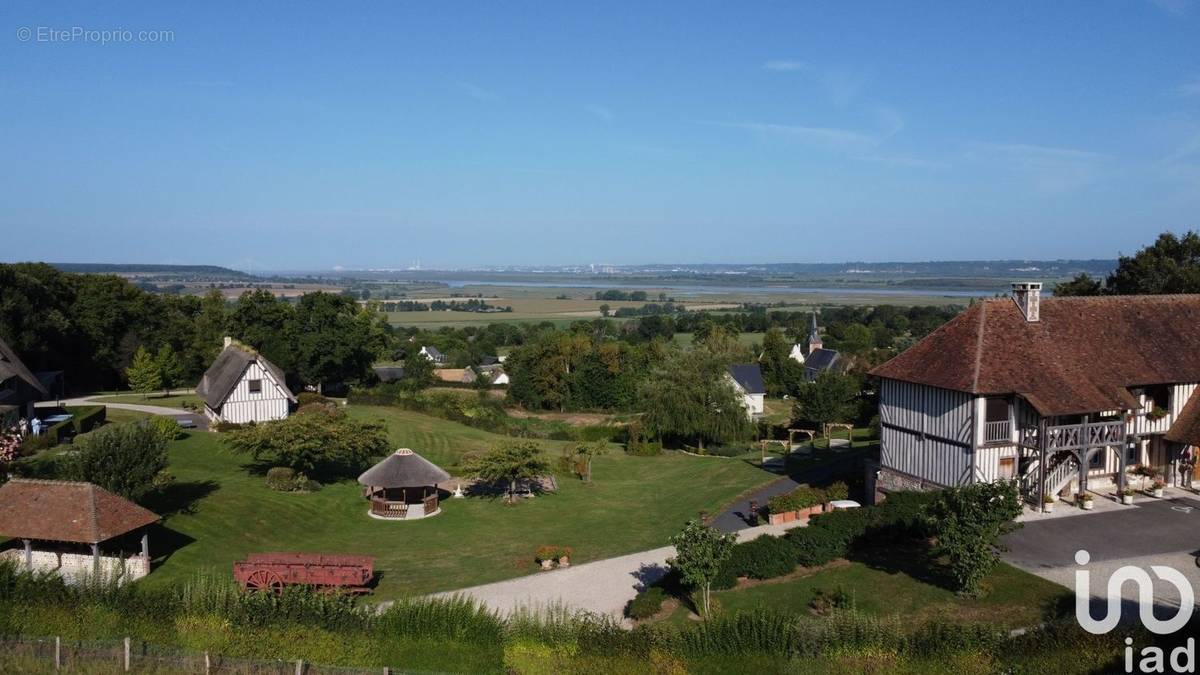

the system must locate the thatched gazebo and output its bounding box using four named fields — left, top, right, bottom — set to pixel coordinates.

left=358, top=448, right=451, bottom=520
